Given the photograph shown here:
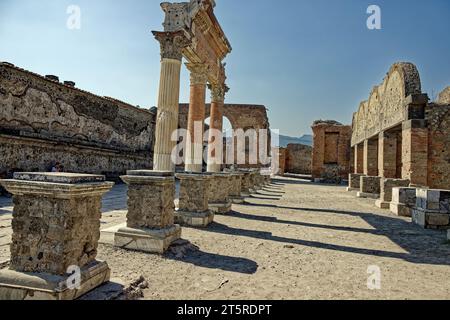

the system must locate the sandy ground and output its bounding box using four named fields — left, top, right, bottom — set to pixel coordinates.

left=2, top=176, right=450, bottom=299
